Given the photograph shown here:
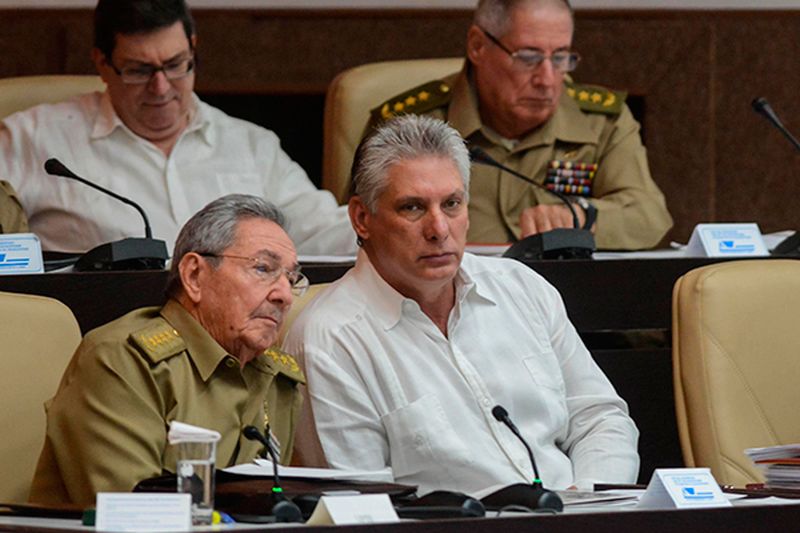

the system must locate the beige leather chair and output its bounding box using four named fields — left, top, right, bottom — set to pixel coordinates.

left=278, top=283, right=331, bottom=467
left=672, top=259, right=800, bottom=486
left=0, top=75, right=105, bottom=121
left=0, top=291, right=81, bottom=503
left=323, top=58, right=464, bottom=204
